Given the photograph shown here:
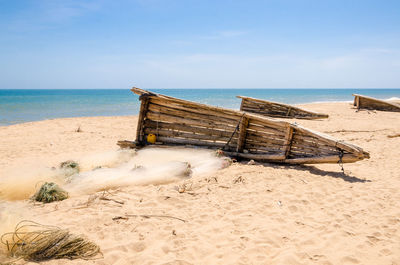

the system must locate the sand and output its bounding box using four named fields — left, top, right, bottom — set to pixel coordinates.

left=0, top=102, right=399, bottom=265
